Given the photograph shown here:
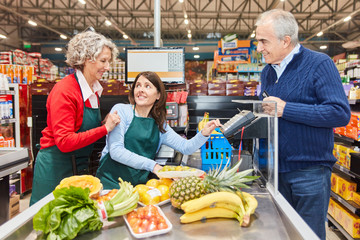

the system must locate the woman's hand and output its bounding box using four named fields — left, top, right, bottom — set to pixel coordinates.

left=104, top=110, right=121, bottom=132
left=153, top=164, right=163, bottom=175
left=201, top=119, right=223, bottom=137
